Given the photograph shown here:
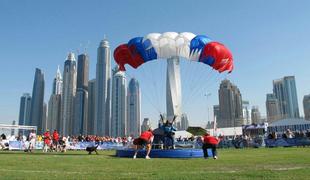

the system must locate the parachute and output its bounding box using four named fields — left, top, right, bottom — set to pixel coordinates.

left=114, top=32, right=233, bottom=73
